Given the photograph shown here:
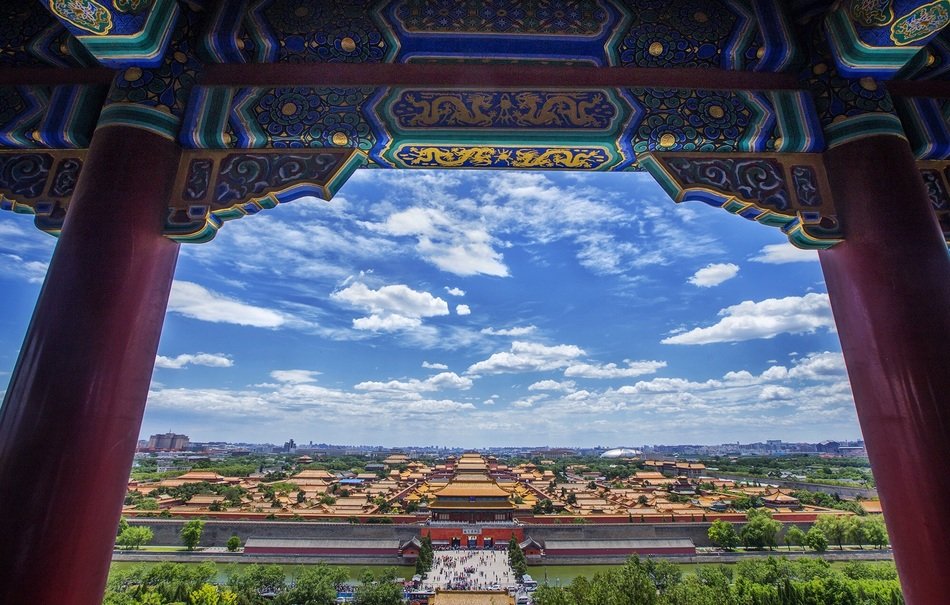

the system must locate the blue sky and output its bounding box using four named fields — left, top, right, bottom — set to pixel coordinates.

left=0, top=169, right=859, bottom=447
